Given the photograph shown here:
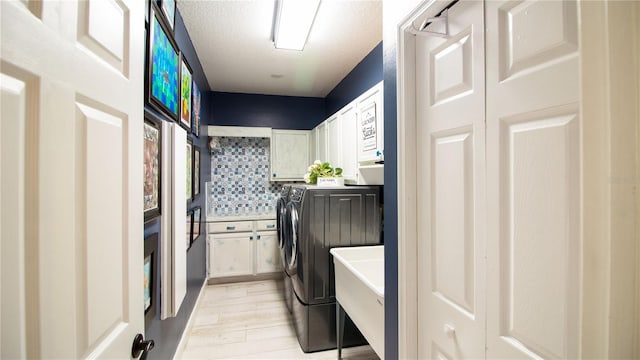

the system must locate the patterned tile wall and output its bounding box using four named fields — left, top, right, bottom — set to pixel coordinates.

left=209, top=137, right=282, bottom=217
